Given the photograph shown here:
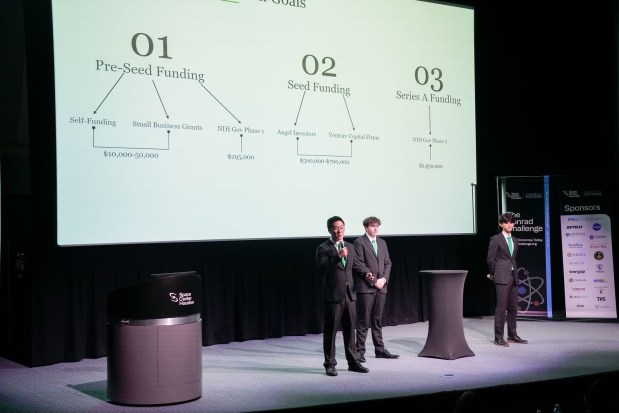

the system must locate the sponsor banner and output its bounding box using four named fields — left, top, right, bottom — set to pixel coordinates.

left=559, top=179, right=617, bottom=318
left=504, top=177, right=549, bottom=317
left=561, top=214, right=616, bottom=318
